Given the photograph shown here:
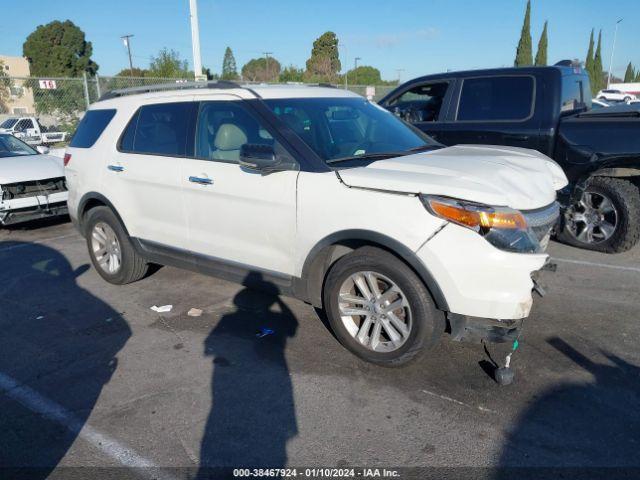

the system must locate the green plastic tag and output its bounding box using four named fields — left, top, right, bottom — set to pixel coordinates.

left=513, top=339, right=519, bottom=351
